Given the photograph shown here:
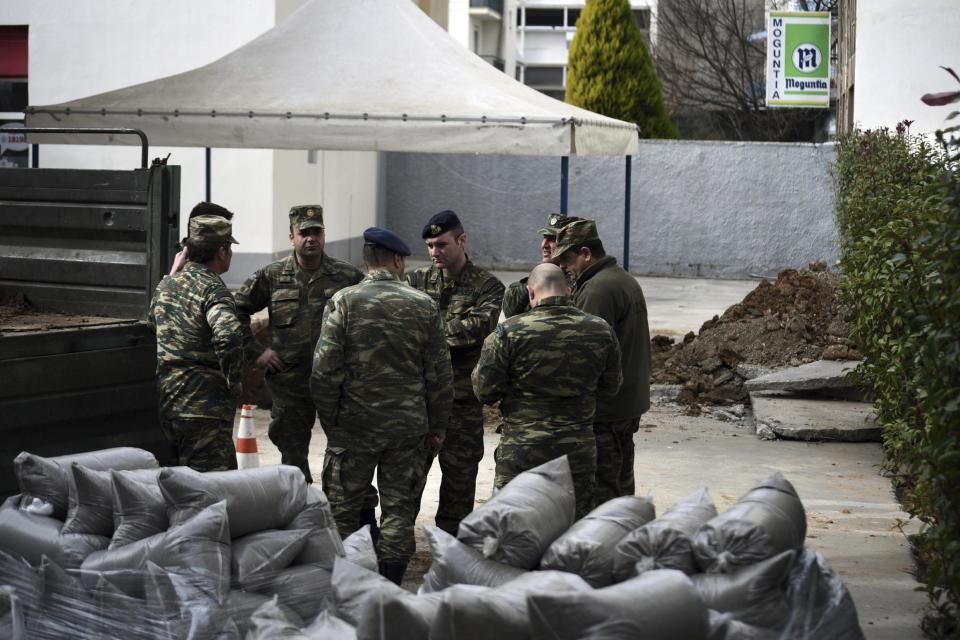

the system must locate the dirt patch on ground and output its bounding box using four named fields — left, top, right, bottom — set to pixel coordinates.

left=651, top=263, right=860, bottom=405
